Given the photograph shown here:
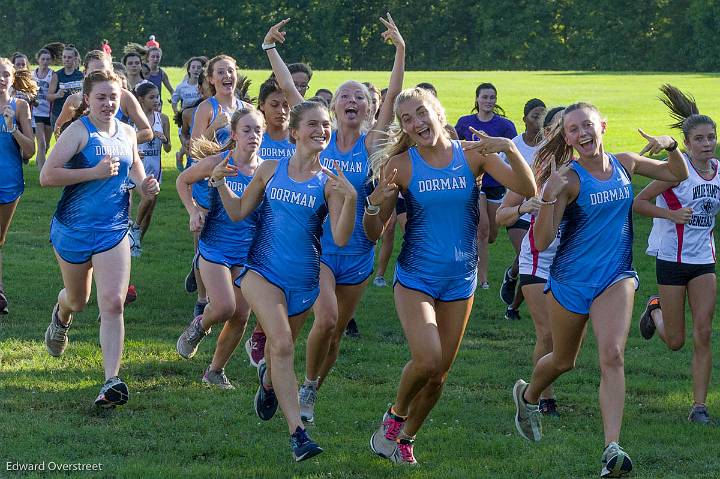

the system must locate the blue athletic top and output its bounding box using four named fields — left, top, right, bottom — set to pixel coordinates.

left=550, top=154, right=634, bottom=286
left=54, top=117, right=134, bottom=231
left=115, top=106, right=131, bottom=124
left=319, top=131, right=373, bottom=255
left=398, top=140, right=479, bottom=278
left=258, top=132, right=295, bottom=161
left=0, top=98, right=23, bottom=203
left=246, top=157, right=329, bottom=290
left=200, top=151, right=260, bottom=256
